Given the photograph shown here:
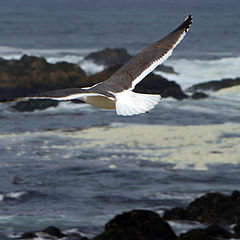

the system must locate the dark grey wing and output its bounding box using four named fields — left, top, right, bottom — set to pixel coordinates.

left=102, top=15, right=192, bottom=92
left=0, top=88, right=104, bottom=102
